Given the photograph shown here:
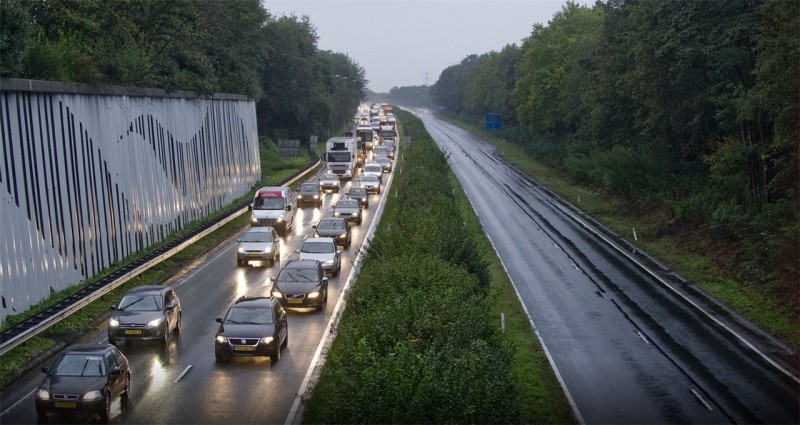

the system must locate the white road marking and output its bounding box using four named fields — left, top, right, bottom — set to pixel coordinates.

left=173, top=365, right=192, bottom=383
